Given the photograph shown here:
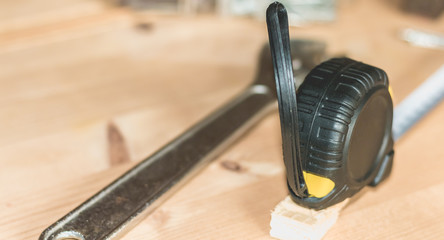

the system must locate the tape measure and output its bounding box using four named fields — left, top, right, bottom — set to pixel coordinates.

left=267, top=2, right=394, bottom=210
